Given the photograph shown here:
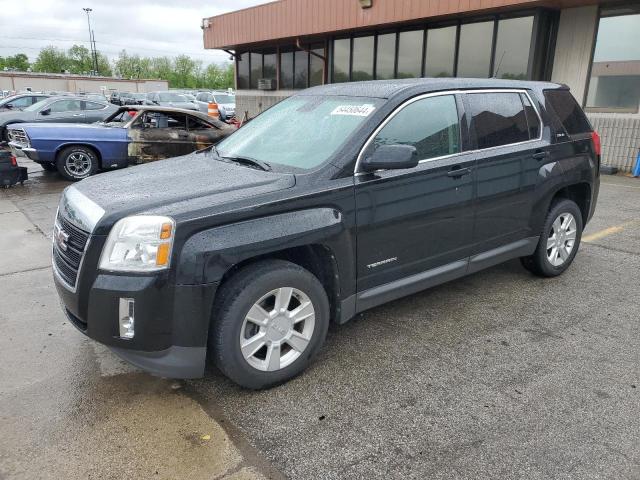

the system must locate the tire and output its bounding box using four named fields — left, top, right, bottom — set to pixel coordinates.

left=210, top=259, right=330, bottom=389
left=56, top=145, right=99, bottom=181
left=40, top=162, right=57, bottom=172
left=521, top=198, right=583, bottom=277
